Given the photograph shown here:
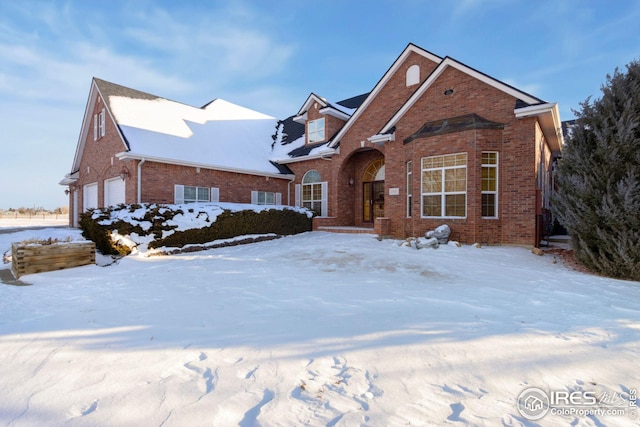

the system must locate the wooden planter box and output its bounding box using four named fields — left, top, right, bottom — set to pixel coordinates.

left=11, top=241, right=96, bottom=278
